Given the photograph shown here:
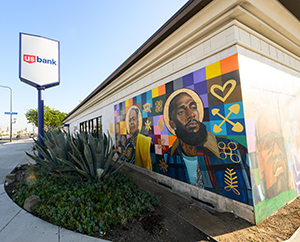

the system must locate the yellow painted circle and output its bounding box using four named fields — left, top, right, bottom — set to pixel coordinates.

left=125, top=105, right=143, bottom=135
left=163, top=88, right=204, bottom=136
